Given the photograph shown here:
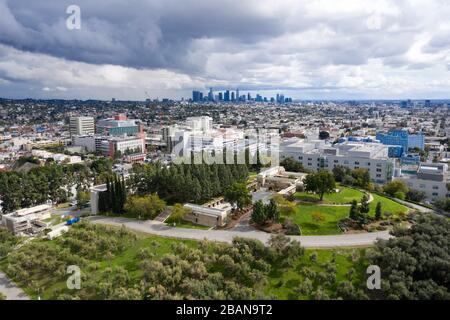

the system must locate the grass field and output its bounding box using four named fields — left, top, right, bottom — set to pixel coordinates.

left=294, top=185, right=365, bottom=204
left=283, top=192, right=409, bottom=235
